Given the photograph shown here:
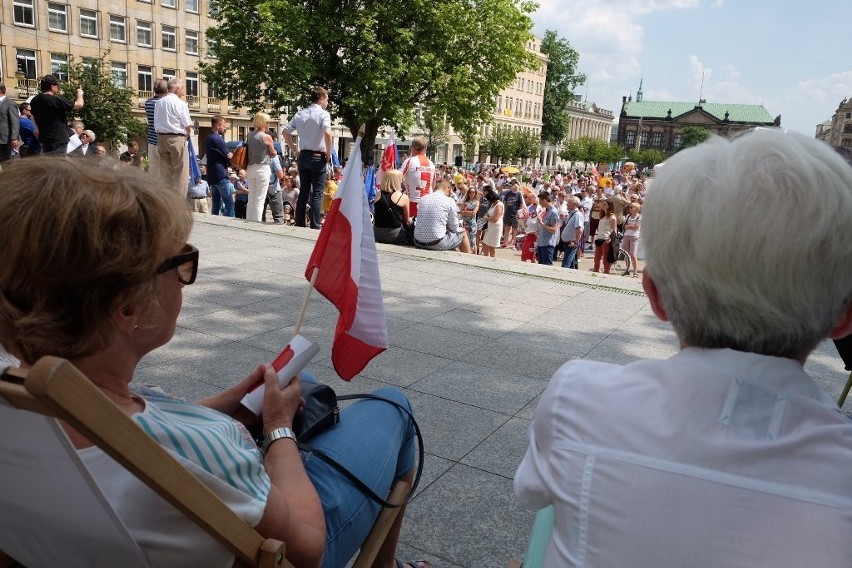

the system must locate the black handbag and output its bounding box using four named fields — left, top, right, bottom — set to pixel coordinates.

left=292, top=385, right=424, bottom=509
left=292, top=382, right=340, bottom=442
